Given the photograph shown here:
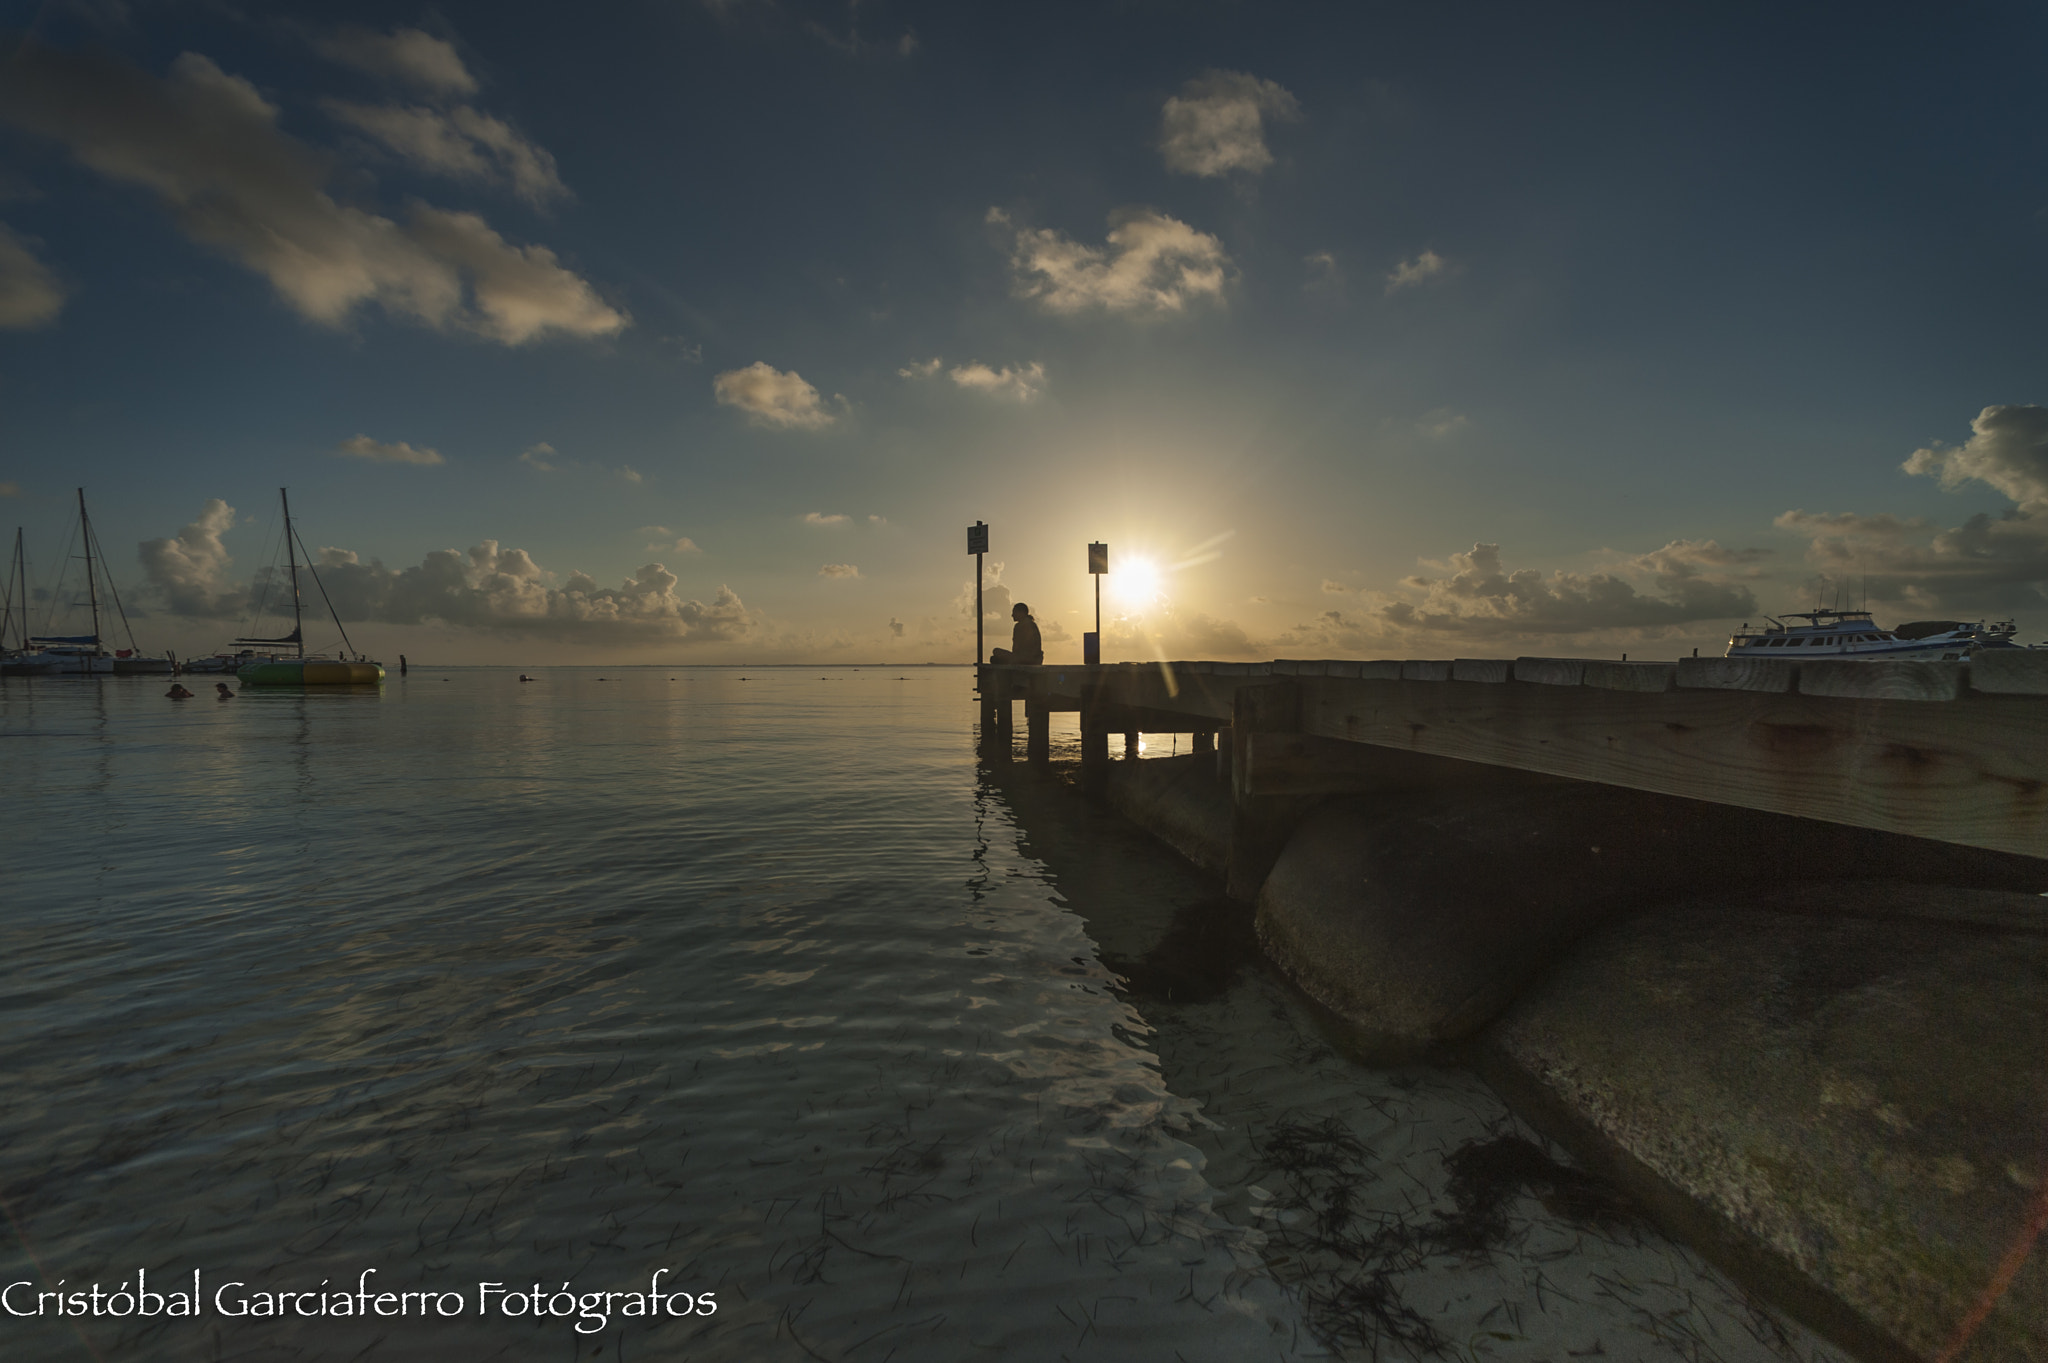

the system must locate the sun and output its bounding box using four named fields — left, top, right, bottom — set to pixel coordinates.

left=1109, top=554, right=1165, bottom=610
